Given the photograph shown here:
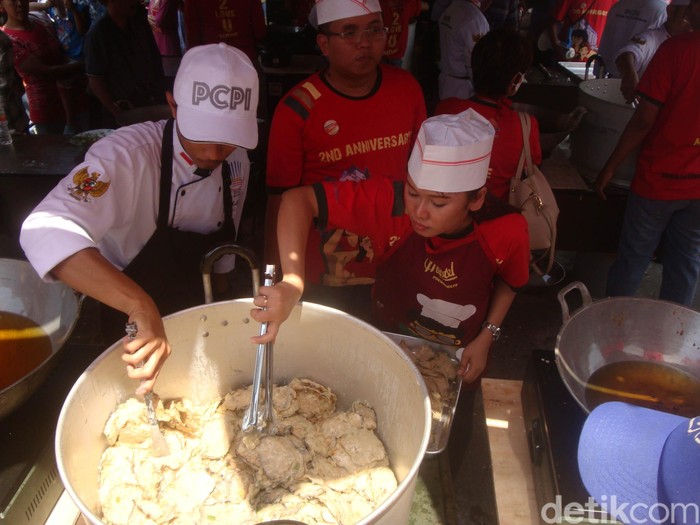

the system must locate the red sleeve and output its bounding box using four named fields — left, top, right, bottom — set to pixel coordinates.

left=530, top=115, right=543, bottom=166
left=250, top=0, right=267, bottom=43
left=636, top=38, right=674, bottom=106
left=410, top=0, right=423, bottom=18
left=478, top=213, right=531, bottom=288
left=266, top=98, right=306, bottom=191
left=8, top=36, right=31, bottom=69
left=319, top=179, right=400, bottom=240
left=553, top=0, right=571, bottom=23
left=434, top=98, right=470, bottom=116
